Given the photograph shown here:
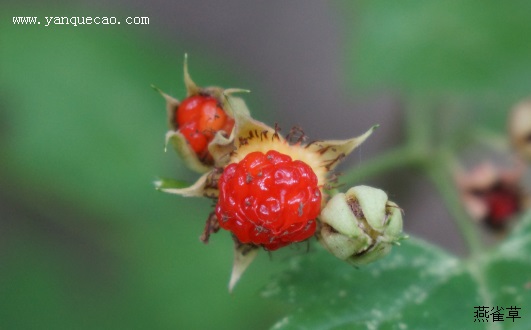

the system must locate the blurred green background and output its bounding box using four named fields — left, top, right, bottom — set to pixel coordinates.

left=2, top=1, right=531, bottom=329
